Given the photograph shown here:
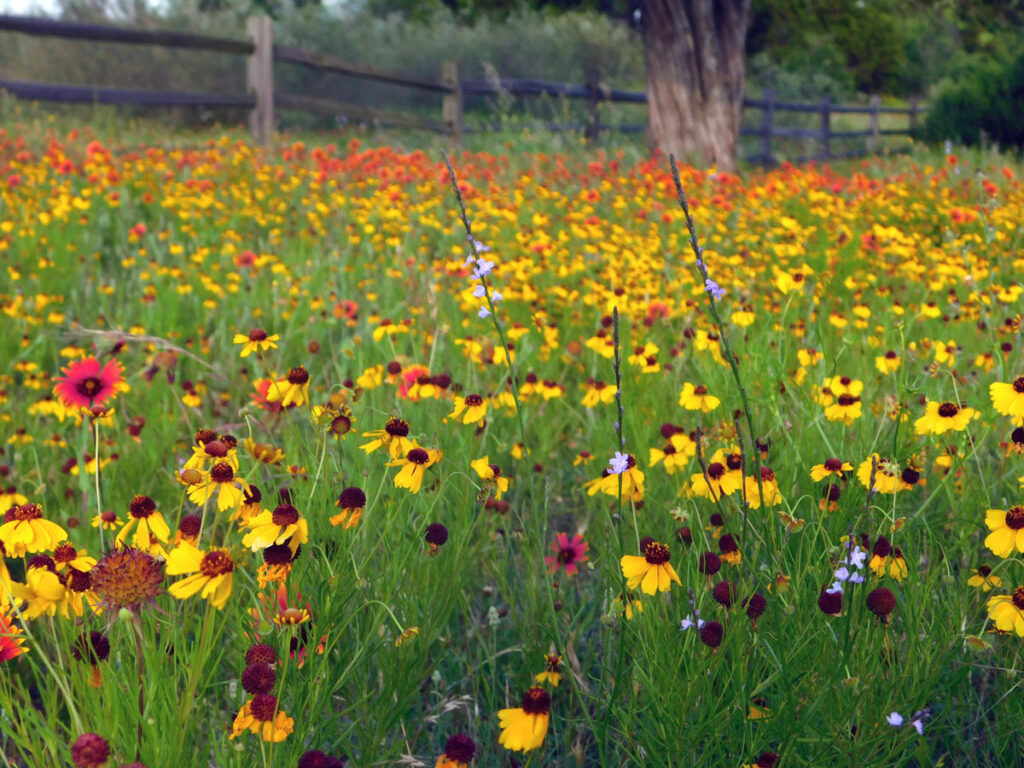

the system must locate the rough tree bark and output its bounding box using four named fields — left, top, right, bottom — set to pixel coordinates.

left=642, top=0, right=751, bottom=172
